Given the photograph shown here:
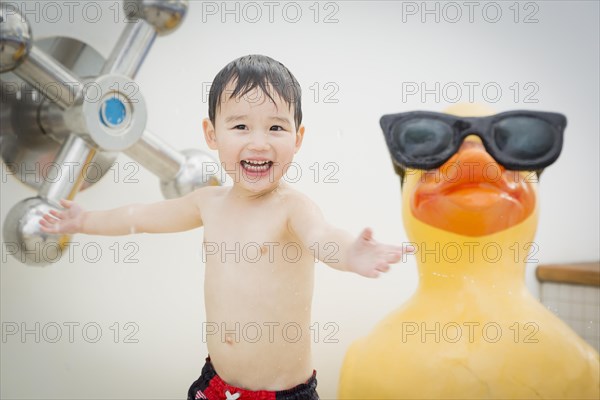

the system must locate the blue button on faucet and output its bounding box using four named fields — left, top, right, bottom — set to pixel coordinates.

left=100, top=97, right=126, bottom=127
